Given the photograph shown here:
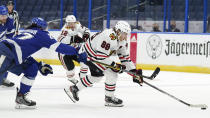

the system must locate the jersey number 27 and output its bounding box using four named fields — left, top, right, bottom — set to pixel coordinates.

left=19, top=33, right=34, bottom=40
